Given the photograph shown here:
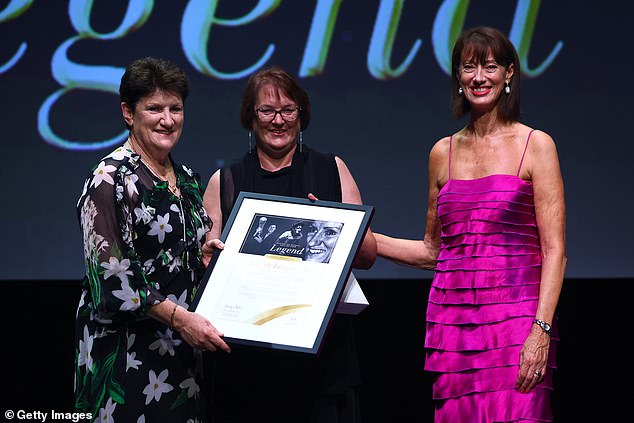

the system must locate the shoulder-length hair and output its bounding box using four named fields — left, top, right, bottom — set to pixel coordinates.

left=451, top=26, right=521, bottom=122
left=240, top=66, right=311, bottom=131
